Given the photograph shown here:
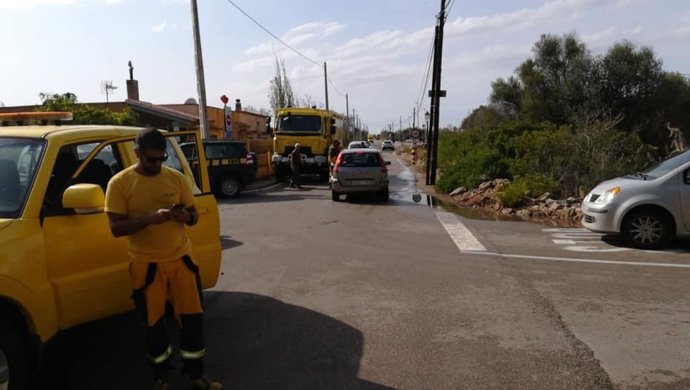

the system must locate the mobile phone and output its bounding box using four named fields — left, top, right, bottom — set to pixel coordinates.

left=170, top=204, right=186, bottom=211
